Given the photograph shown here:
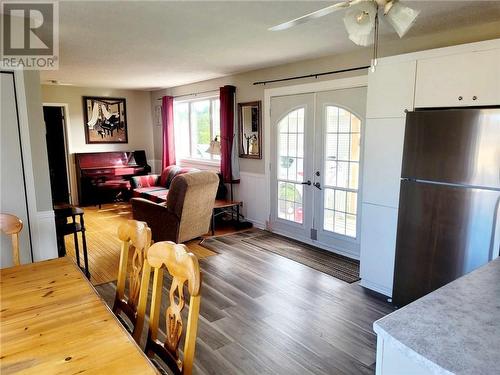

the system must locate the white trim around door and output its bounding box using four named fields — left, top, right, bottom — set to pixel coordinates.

left=264, top=75, right=368, bottom=260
